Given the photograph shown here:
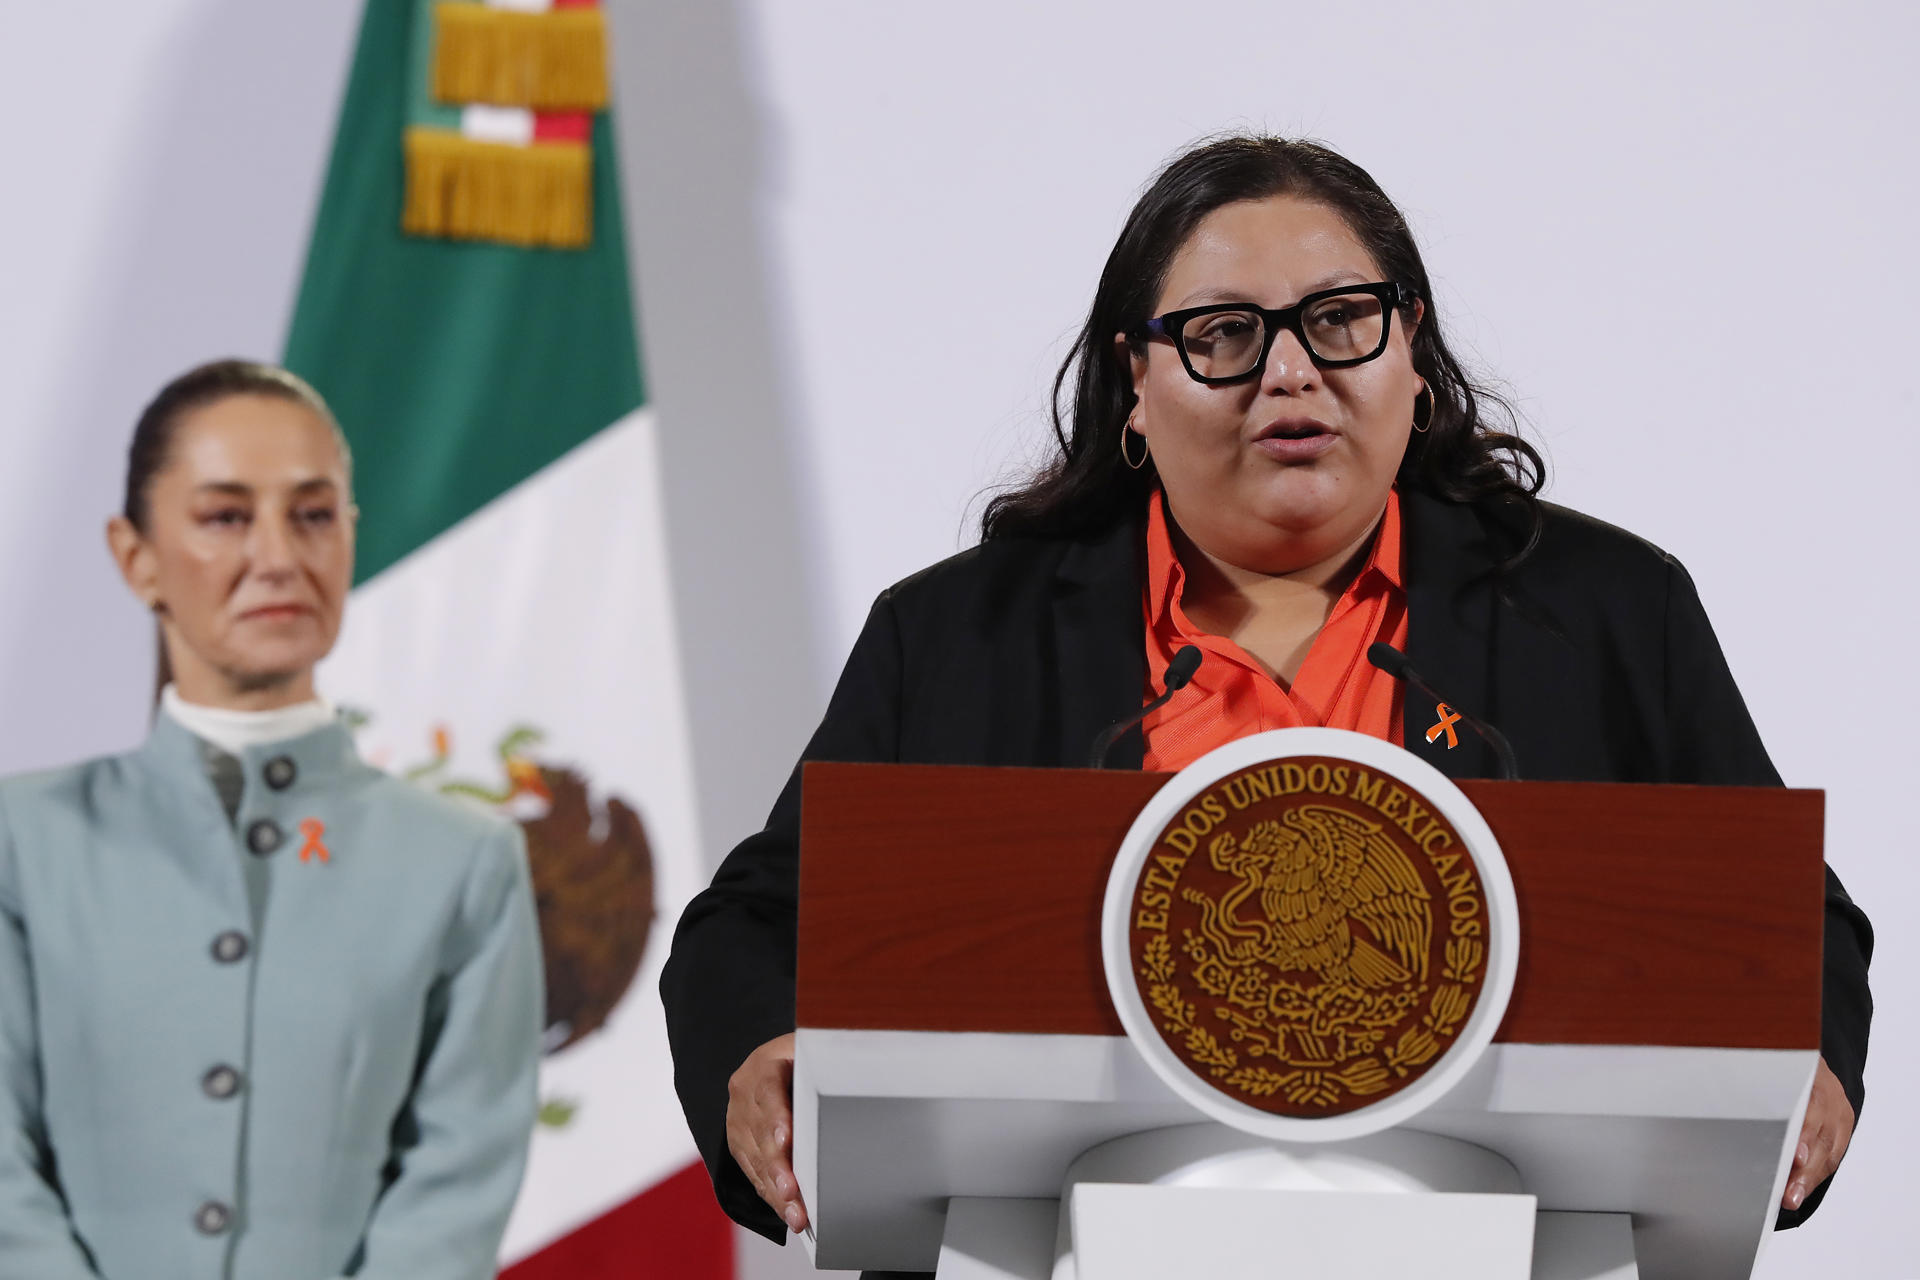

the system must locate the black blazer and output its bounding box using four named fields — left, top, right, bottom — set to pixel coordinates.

left=662, top=489, right=1874, bottom=1244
